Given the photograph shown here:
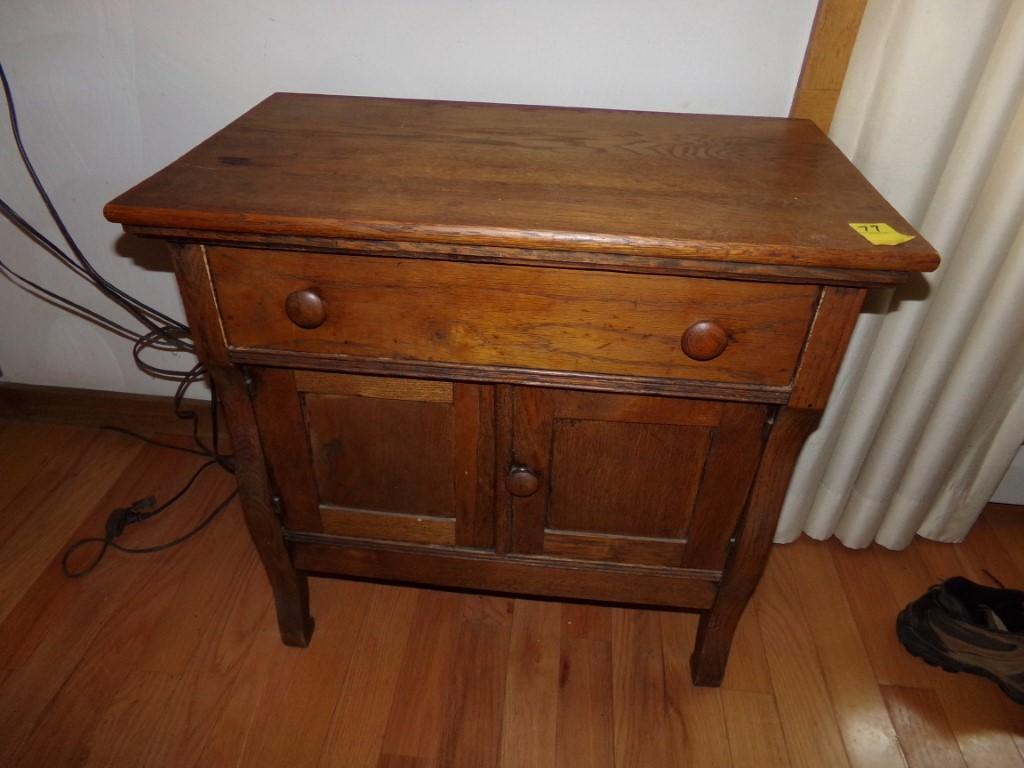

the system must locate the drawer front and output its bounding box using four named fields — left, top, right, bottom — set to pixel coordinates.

left=208, top=246, right=818, bottom=386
